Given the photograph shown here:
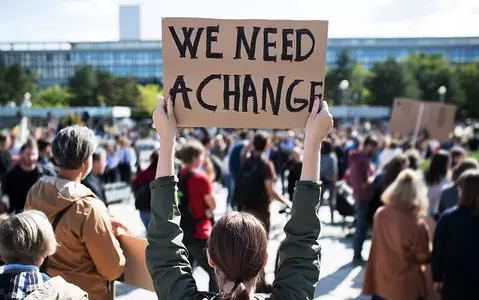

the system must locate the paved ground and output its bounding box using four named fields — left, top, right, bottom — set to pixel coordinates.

left=110, top=184, right=371, bottom=300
